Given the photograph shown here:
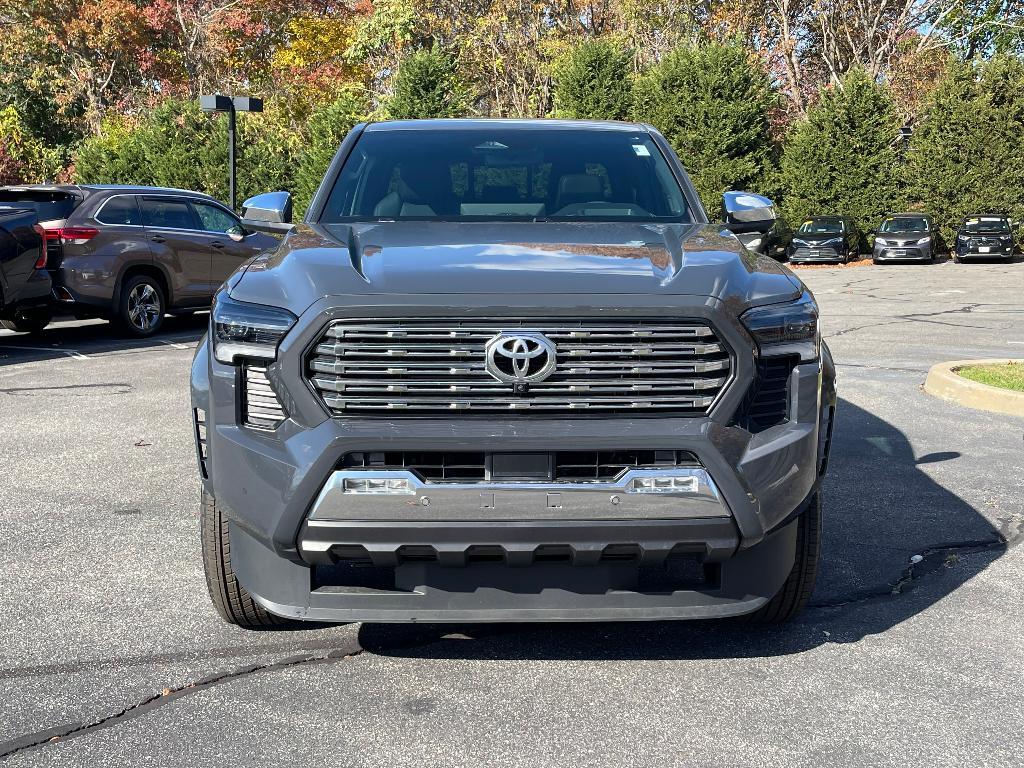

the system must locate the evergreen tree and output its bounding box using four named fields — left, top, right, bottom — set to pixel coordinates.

left=633, top=43, right=778, bottom=214
left=293, top=89, right=369, bottom=216
left=906, top=56, right=1024, bottom=241
left=552, top=39, right=634, bottom=121
left=779, top=68, right=902, bottom=238
left=386, top=46, right=469, bottom=120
